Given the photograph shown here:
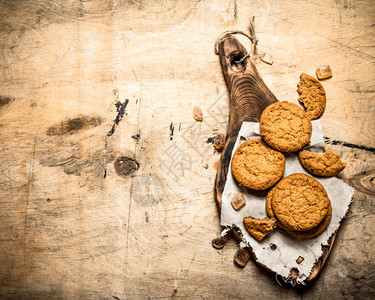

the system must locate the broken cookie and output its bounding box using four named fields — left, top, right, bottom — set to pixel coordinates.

left=297, top=73, right=326, bottom=120
left=298, top=148, right=346, bottom=177
left=243, top=216, right=277, bottom=241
